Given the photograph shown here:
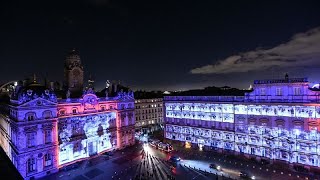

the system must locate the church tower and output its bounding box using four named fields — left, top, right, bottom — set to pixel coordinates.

left=64, top=49, right=84, bottom=93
